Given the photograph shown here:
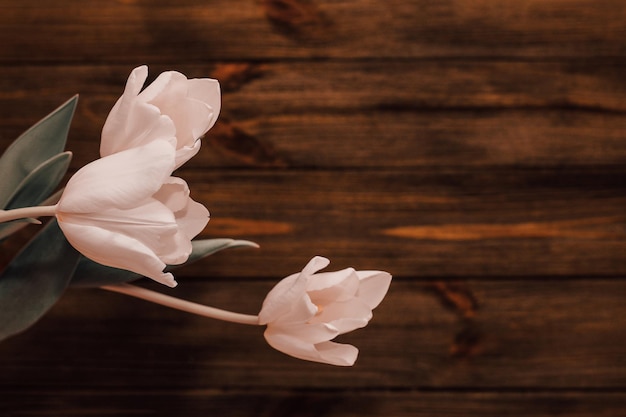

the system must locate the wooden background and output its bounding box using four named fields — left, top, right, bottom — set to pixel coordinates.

left=1, top=0, right=625, bottom=415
